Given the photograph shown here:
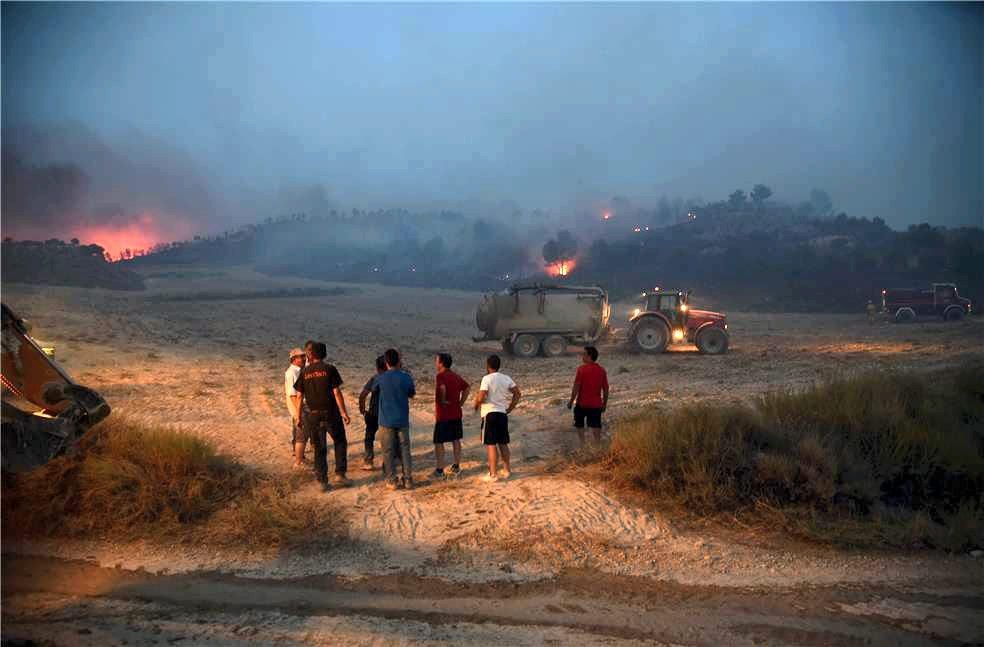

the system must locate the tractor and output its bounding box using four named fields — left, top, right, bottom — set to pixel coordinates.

left=629, top=289, right=729, bottom=354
